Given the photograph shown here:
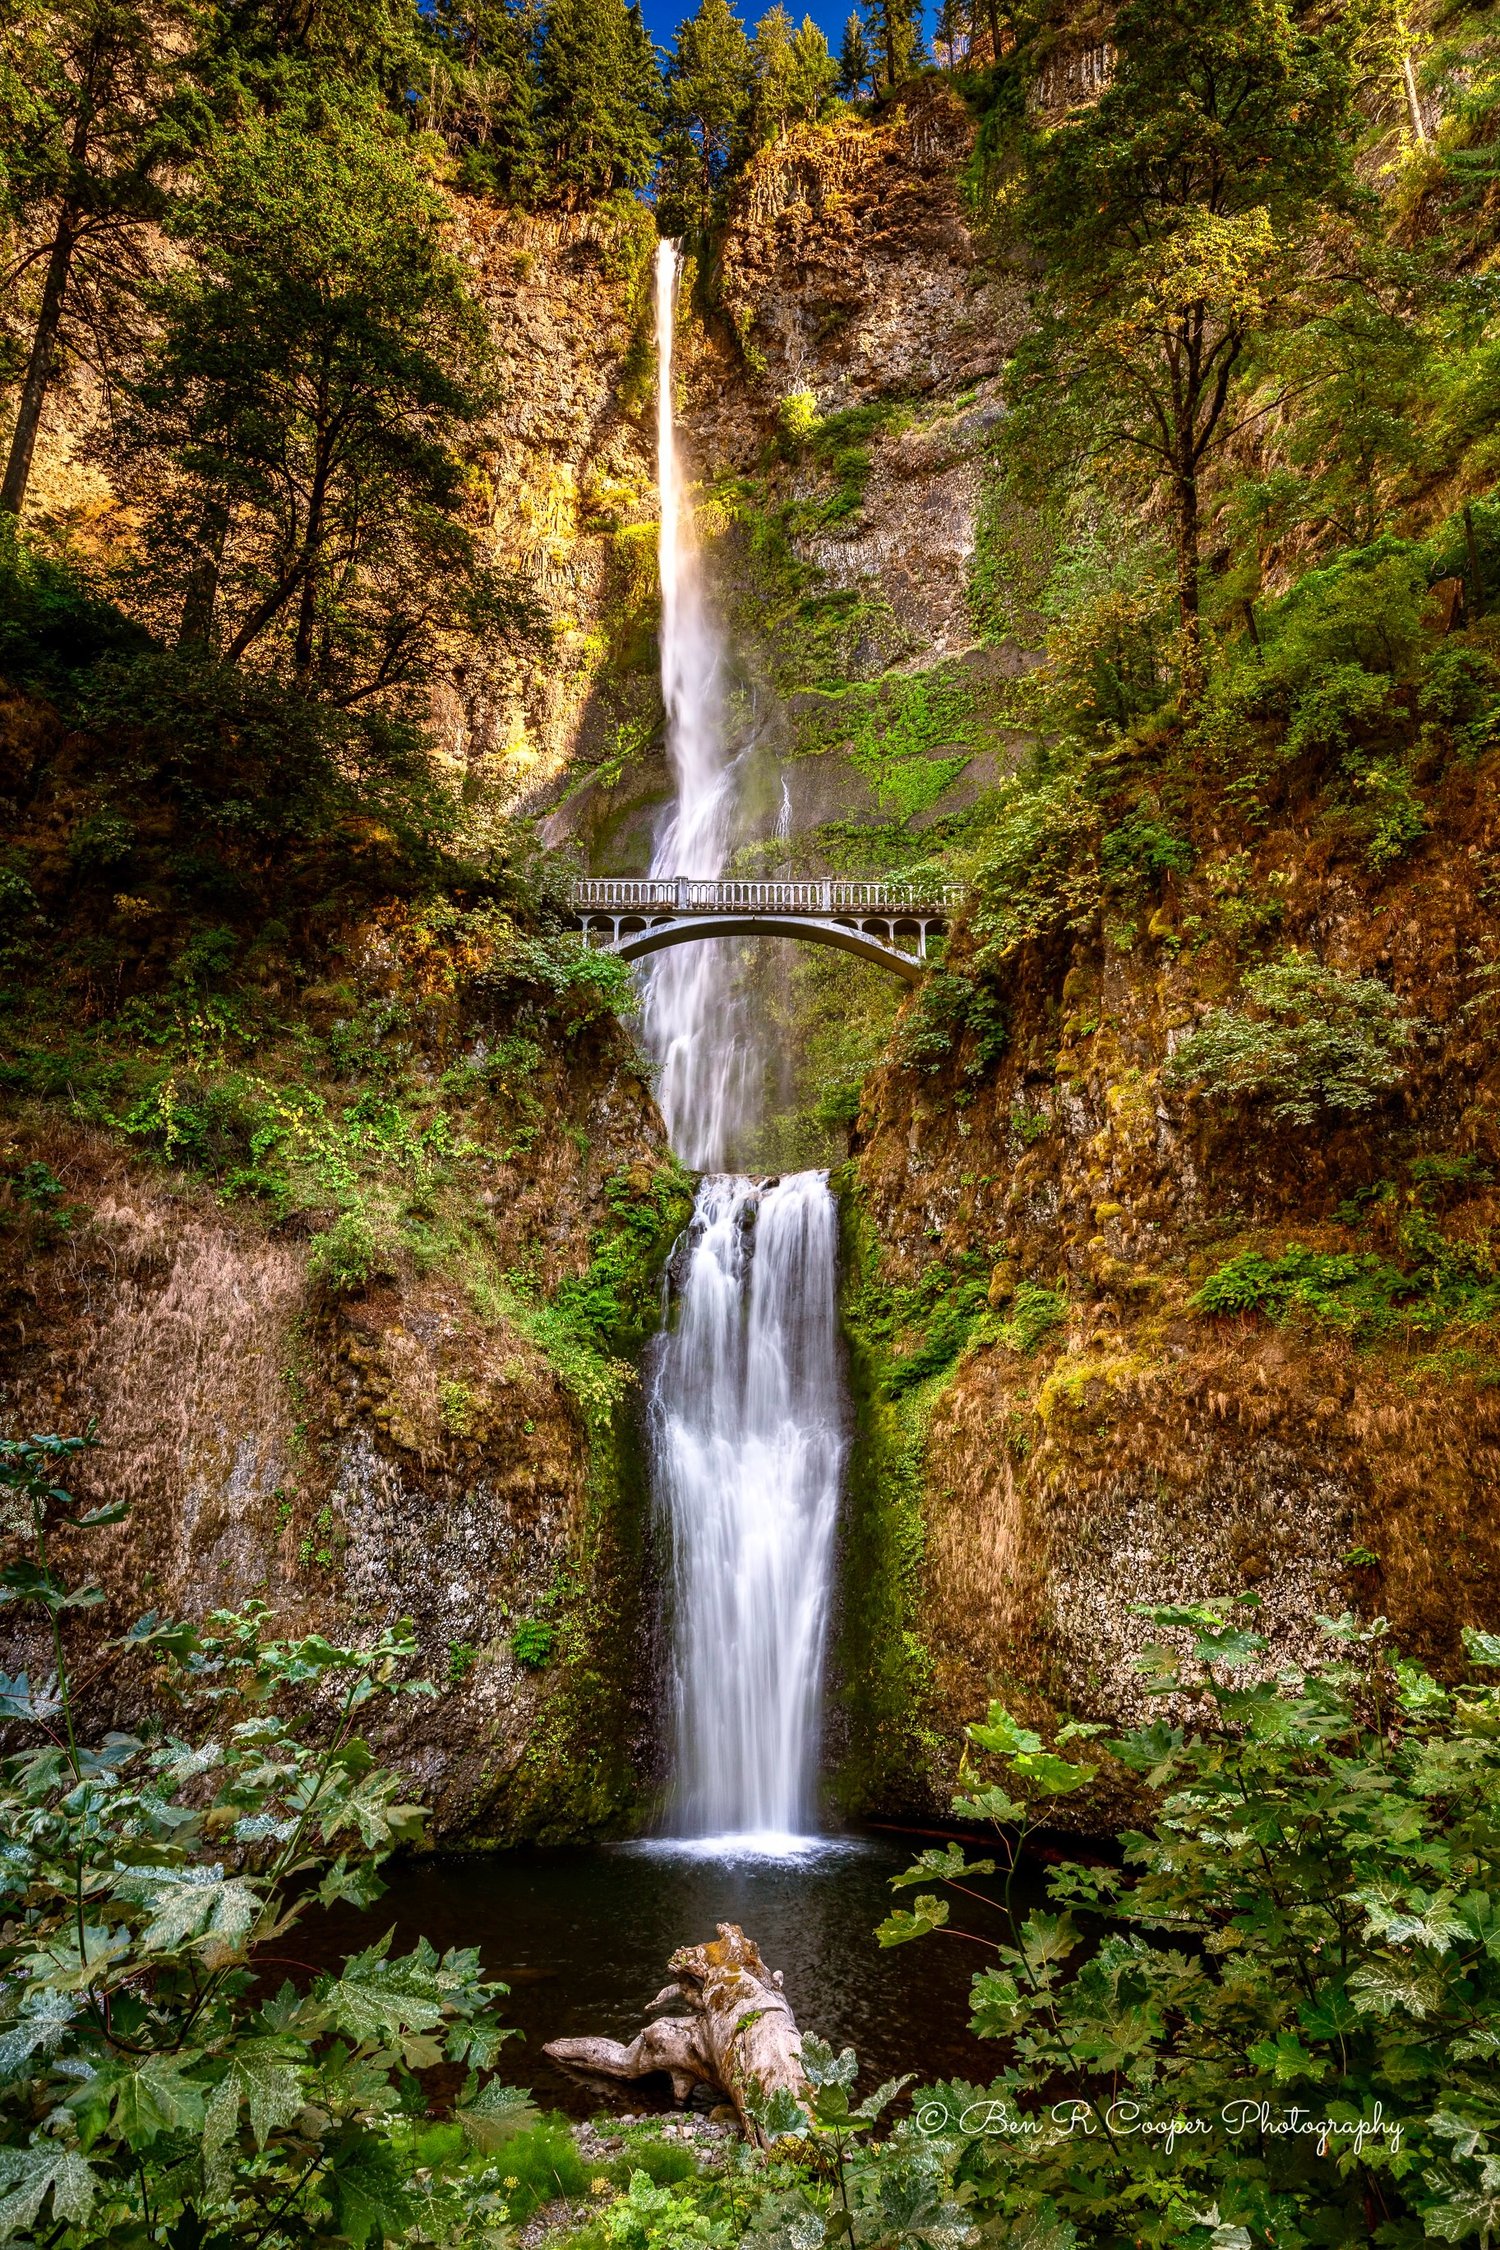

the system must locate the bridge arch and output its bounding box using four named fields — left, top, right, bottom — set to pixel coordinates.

left=604, top=912, right=926, bottom=984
